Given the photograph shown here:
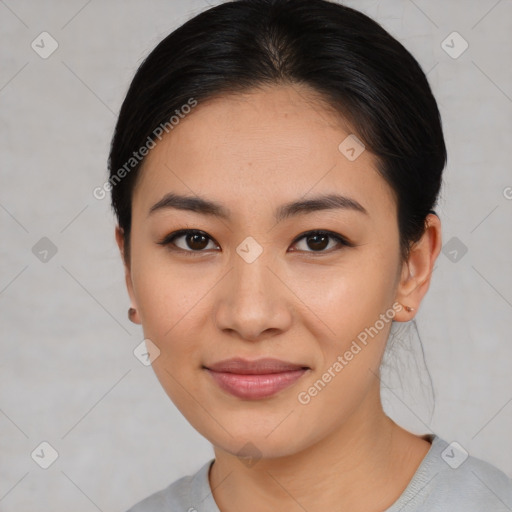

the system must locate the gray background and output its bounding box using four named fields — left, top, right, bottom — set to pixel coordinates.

left=1, top=0, right=511, bottom=510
